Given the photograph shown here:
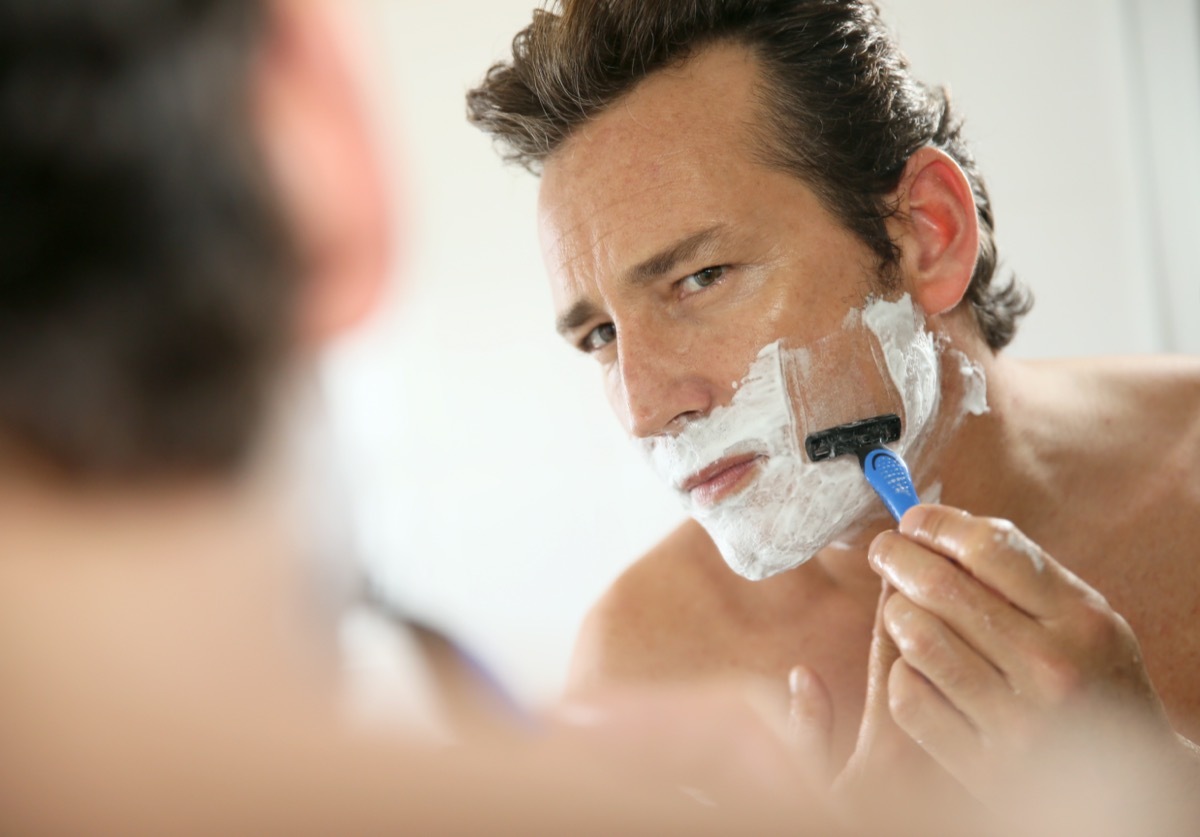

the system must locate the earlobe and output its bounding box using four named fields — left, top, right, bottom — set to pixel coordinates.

left=892, top=147, right=979, bottom=317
